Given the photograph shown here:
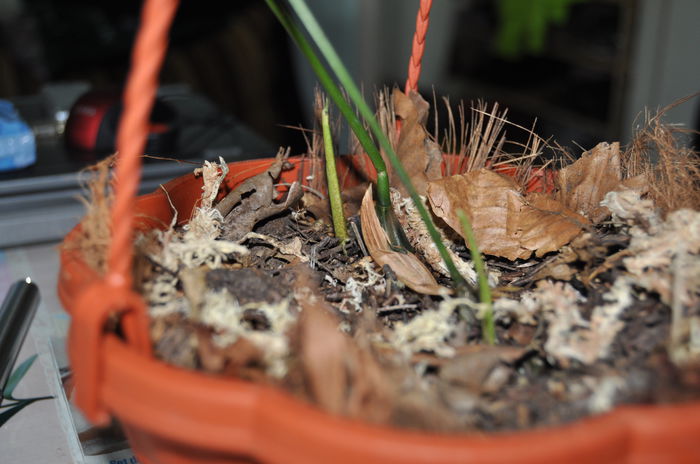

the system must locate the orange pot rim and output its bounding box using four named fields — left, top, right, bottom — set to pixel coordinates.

left=59, top=156, right=700, bottom=463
